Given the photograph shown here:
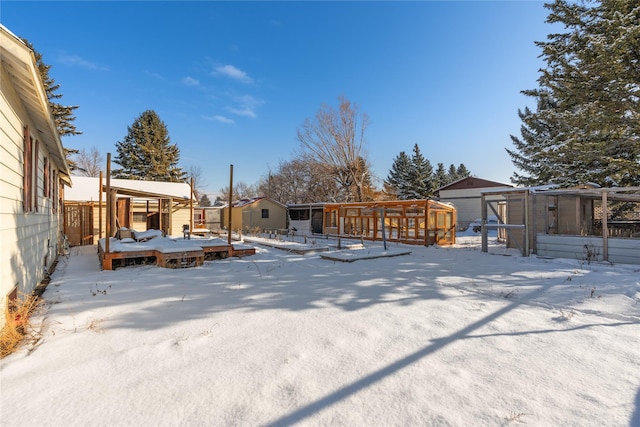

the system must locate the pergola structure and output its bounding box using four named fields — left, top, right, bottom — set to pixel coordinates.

left=101, top=154, right=197, bottom=254
left=322, top=199, right=456, bottom=246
